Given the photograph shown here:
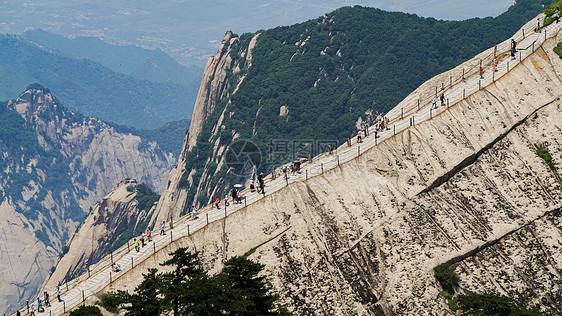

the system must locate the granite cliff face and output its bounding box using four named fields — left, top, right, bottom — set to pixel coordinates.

left=0, top=86, right=175, bottom=313
left=83, top=22, right=562, bottom=315
left=150, top=31, right=260, bottom=226
left=43, top=180, right=156, bottom=291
